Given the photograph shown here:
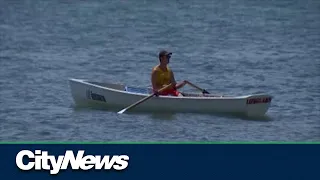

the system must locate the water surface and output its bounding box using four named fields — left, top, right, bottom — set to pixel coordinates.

left=1, top=0, right=319, bottom=141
